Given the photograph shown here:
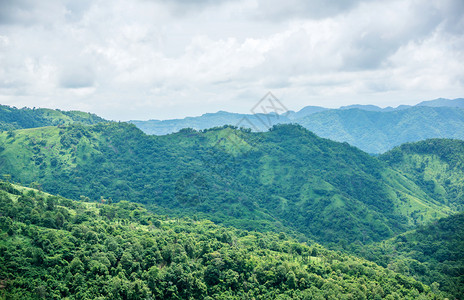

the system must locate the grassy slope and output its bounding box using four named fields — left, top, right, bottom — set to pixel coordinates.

left=381, top=139, right=464, bottom=211
left=0, top=125, right=100, bottom=183
left=0, top=123, right=454, bottom=246
left=0, top=181, right=443, bottom=299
